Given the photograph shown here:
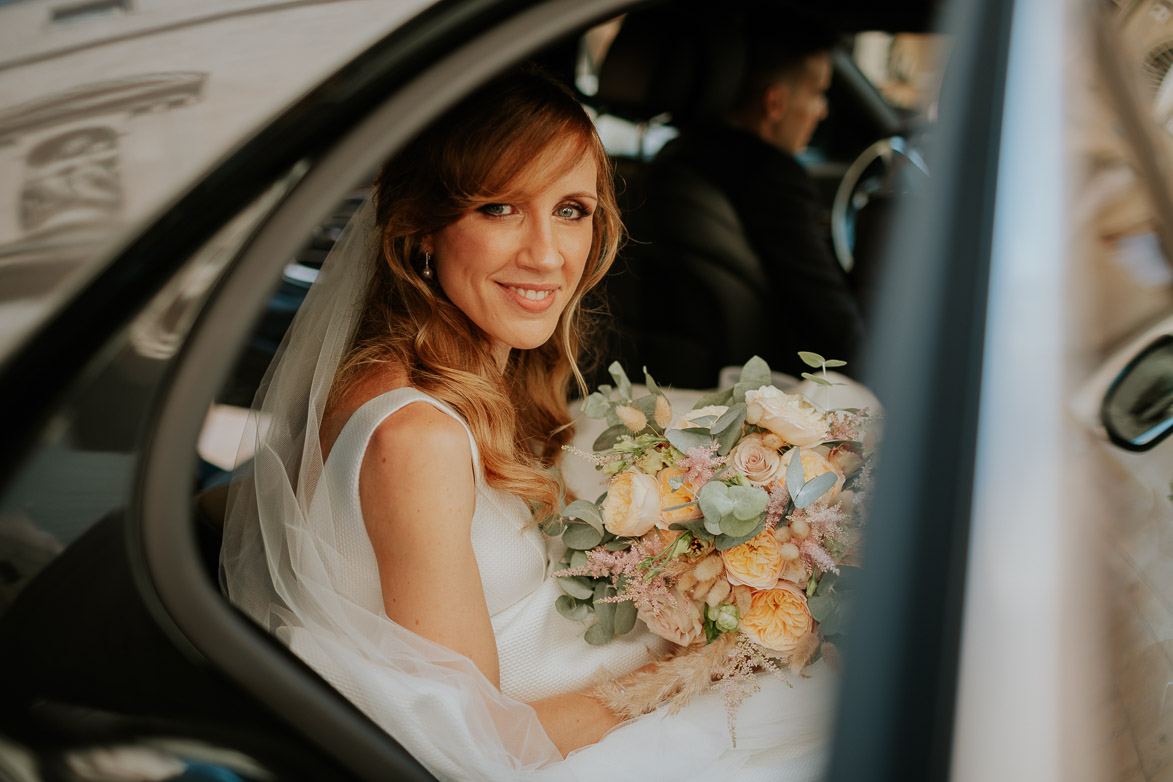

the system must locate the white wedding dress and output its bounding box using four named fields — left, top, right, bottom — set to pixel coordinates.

left=279, top=386, right=837, bottom=781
